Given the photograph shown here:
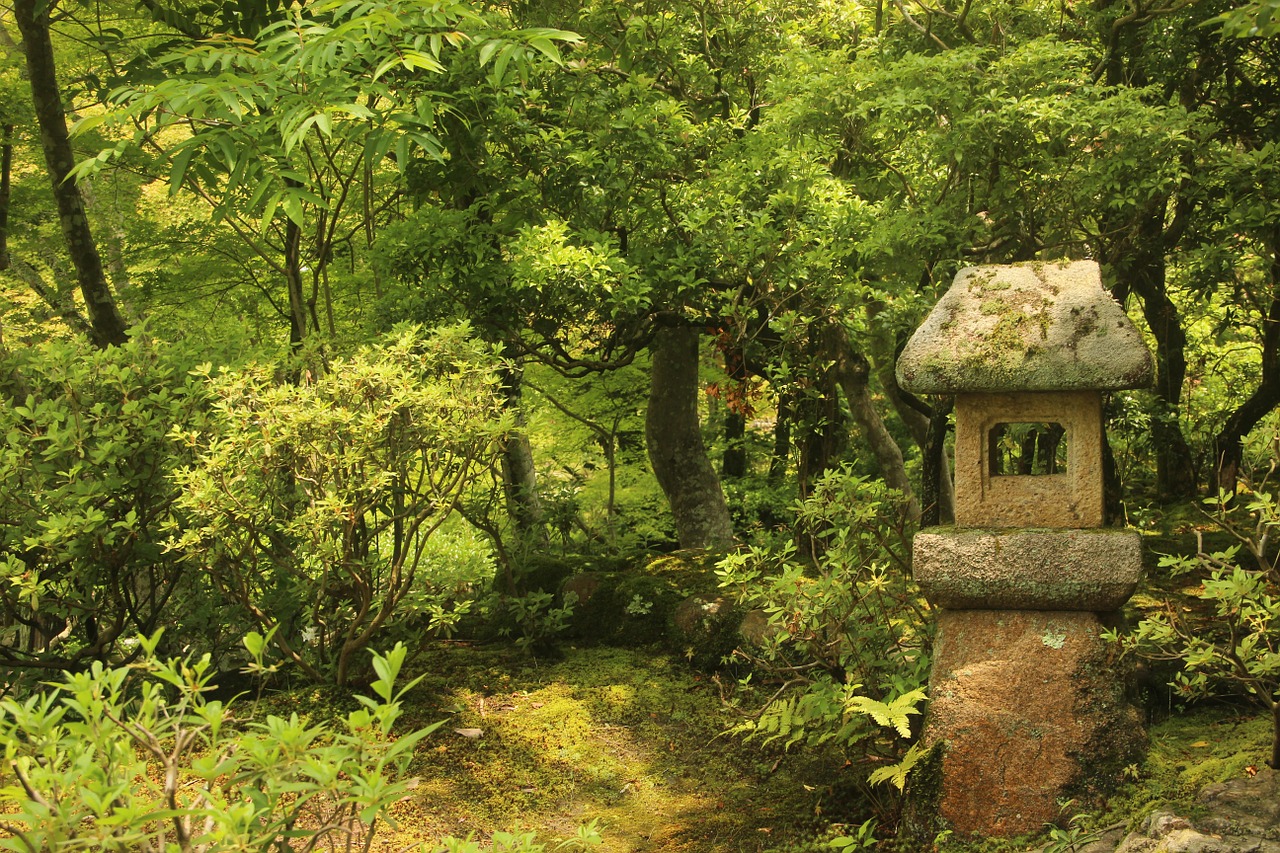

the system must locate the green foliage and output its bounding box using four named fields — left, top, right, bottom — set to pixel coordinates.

left=827, top=818, right=878, bottom=851
left=717, top=469, right=931, bottom=769
left=1042, top=812, right=1103, bottom=853
left=0, top=334, right=212, bottom=671
left=1209, top=0, right=1280, bottom=37
left=1110, top=486, right=1280, bottom=768
left=74, top=0, right=577, bottom=231
left=485, top=590, right=579, bottom=654
left=170, top=325, right=510, bottom=684
left=0, top=632, right=436, bottom=852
